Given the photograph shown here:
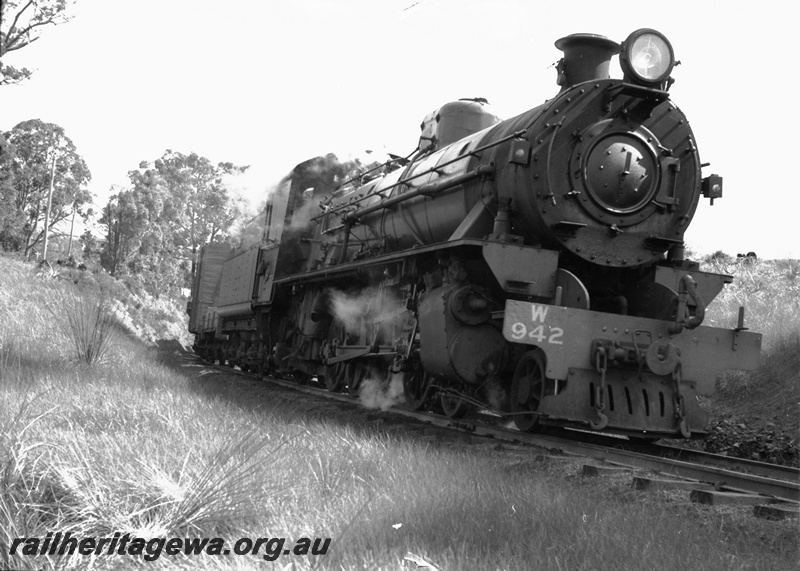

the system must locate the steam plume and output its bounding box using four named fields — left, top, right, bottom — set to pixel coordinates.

left=359, top=371, right=405, bottom=411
